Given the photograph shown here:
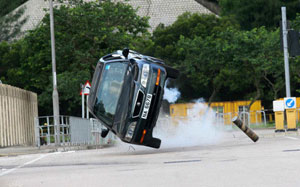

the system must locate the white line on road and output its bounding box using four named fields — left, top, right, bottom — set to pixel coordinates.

left=0, top=153, right=52, bottom=177
left=285, top=136, right=299, bottom=140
